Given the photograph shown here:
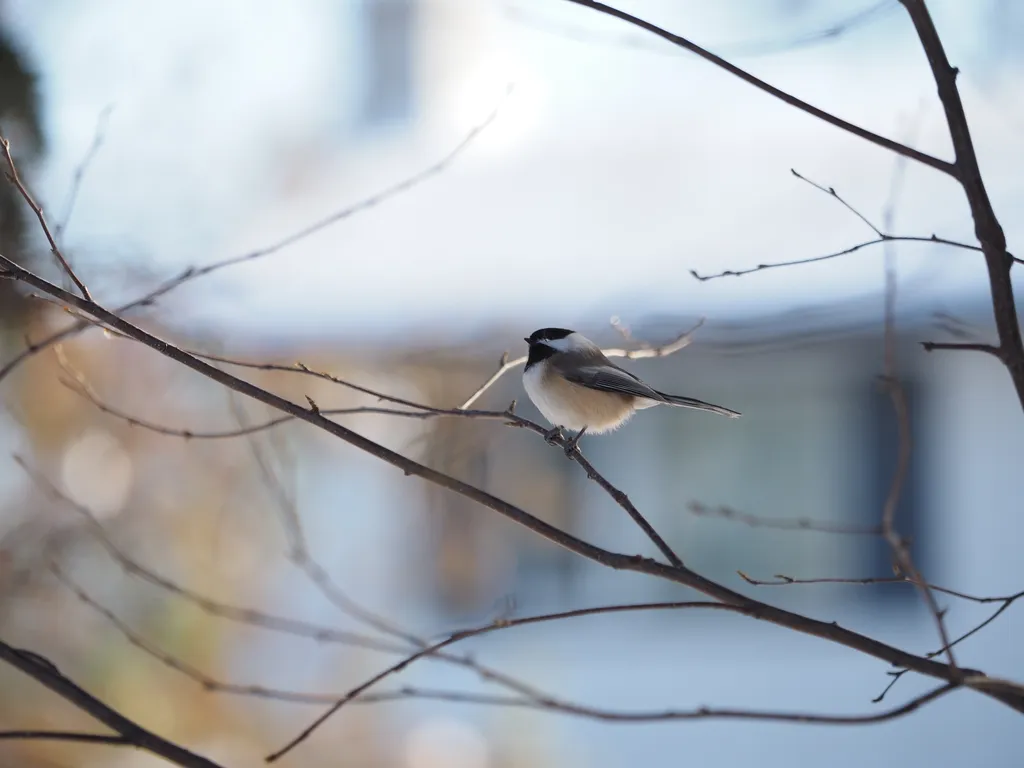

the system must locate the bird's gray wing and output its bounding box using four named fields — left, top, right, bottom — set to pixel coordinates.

left=557, top=361, right=666, bottom=402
